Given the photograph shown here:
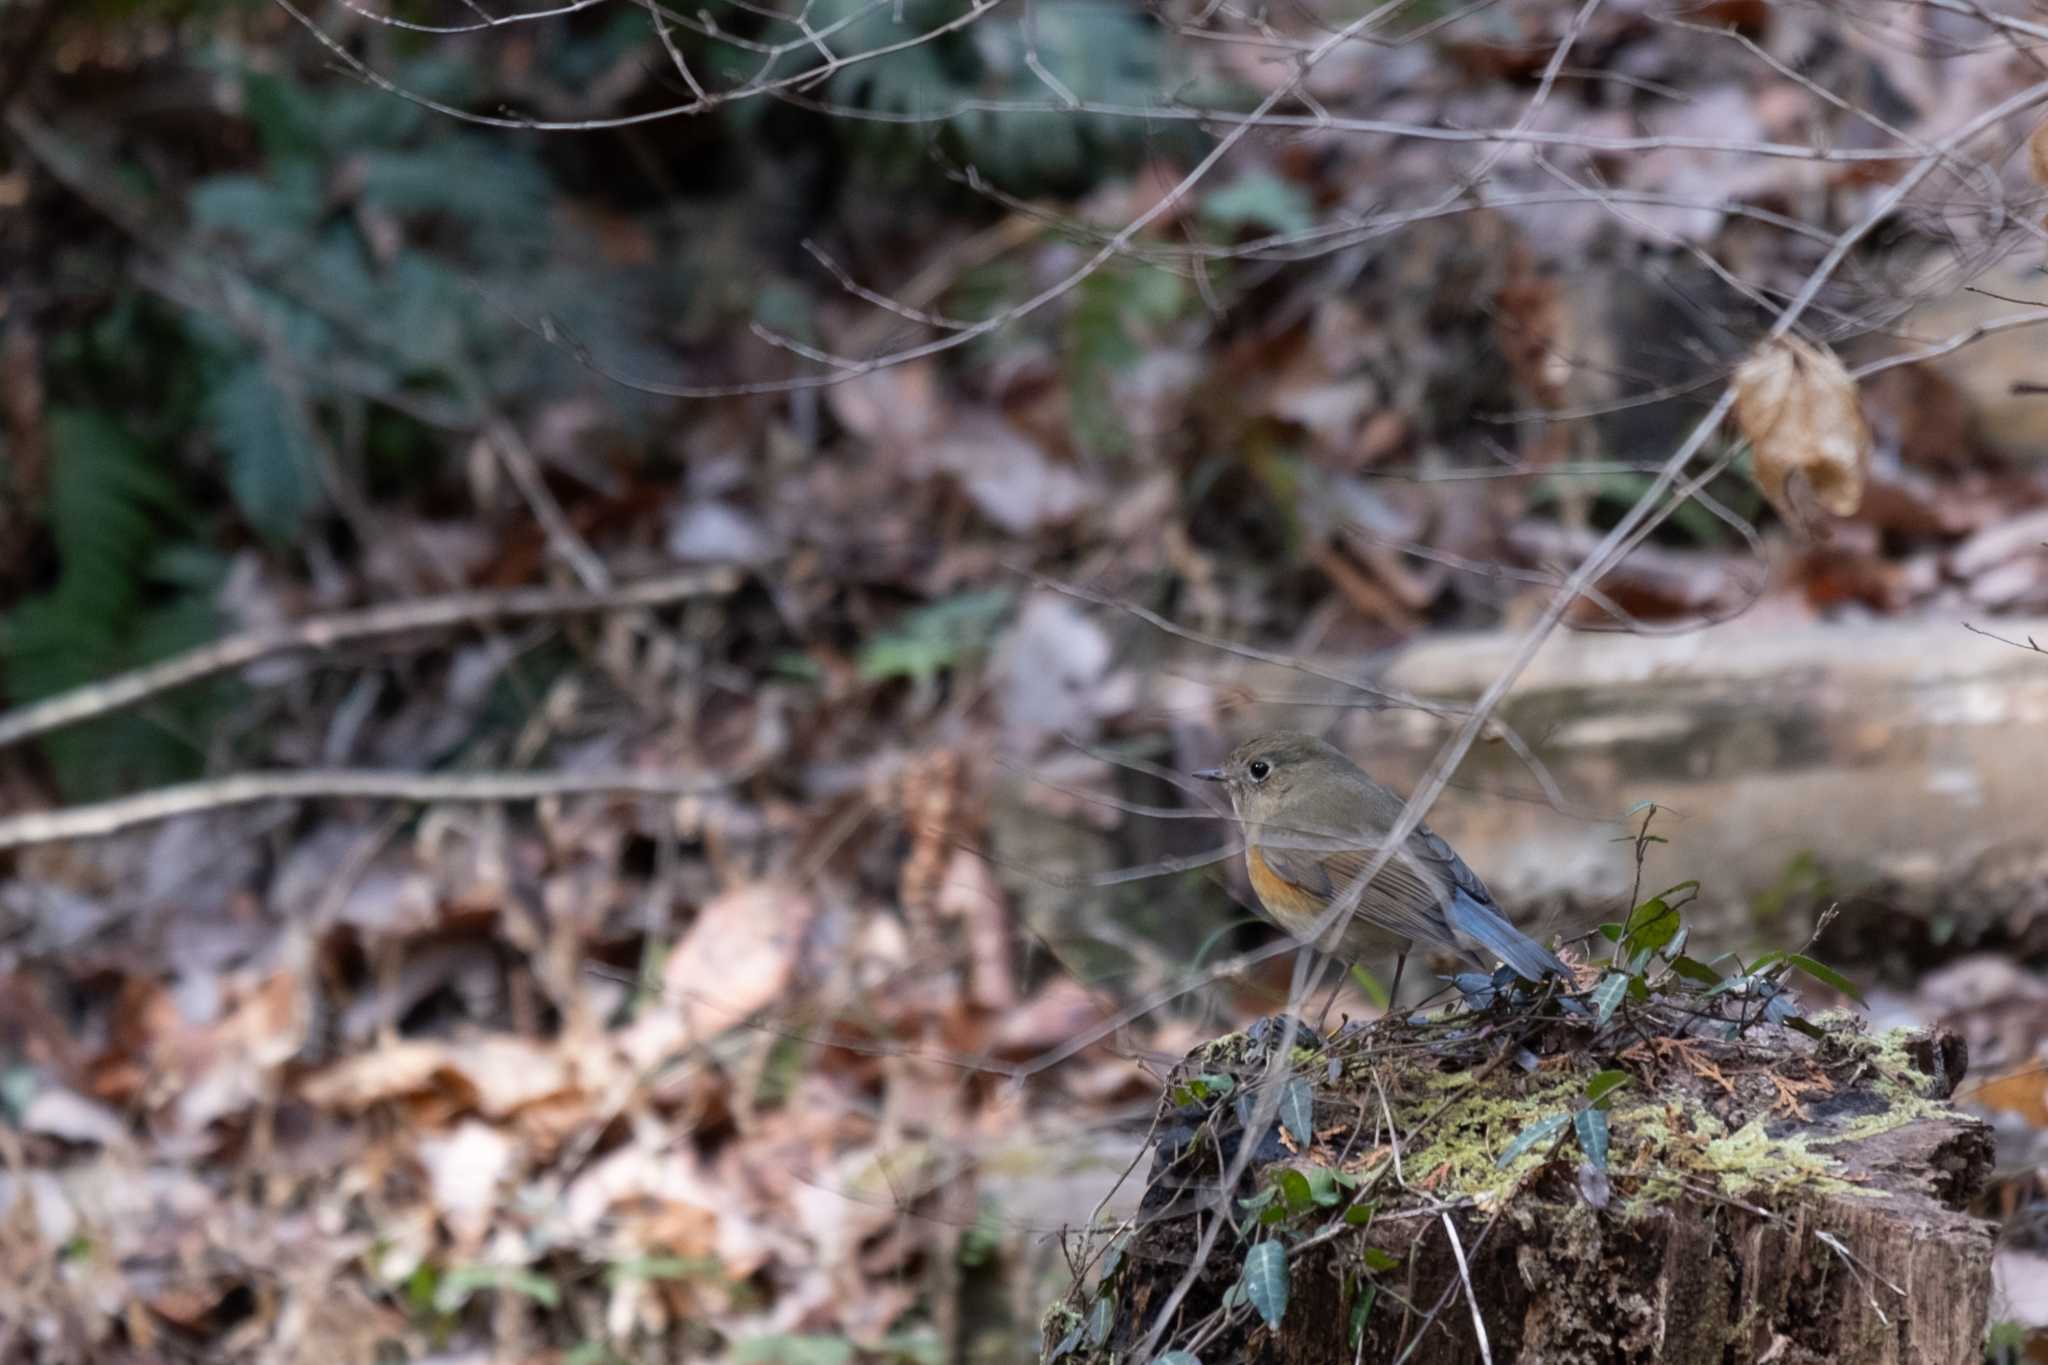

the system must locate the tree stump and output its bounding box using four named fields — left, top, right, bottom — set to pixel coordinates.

left=1045, top=1007, right=1997, bottom=1365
